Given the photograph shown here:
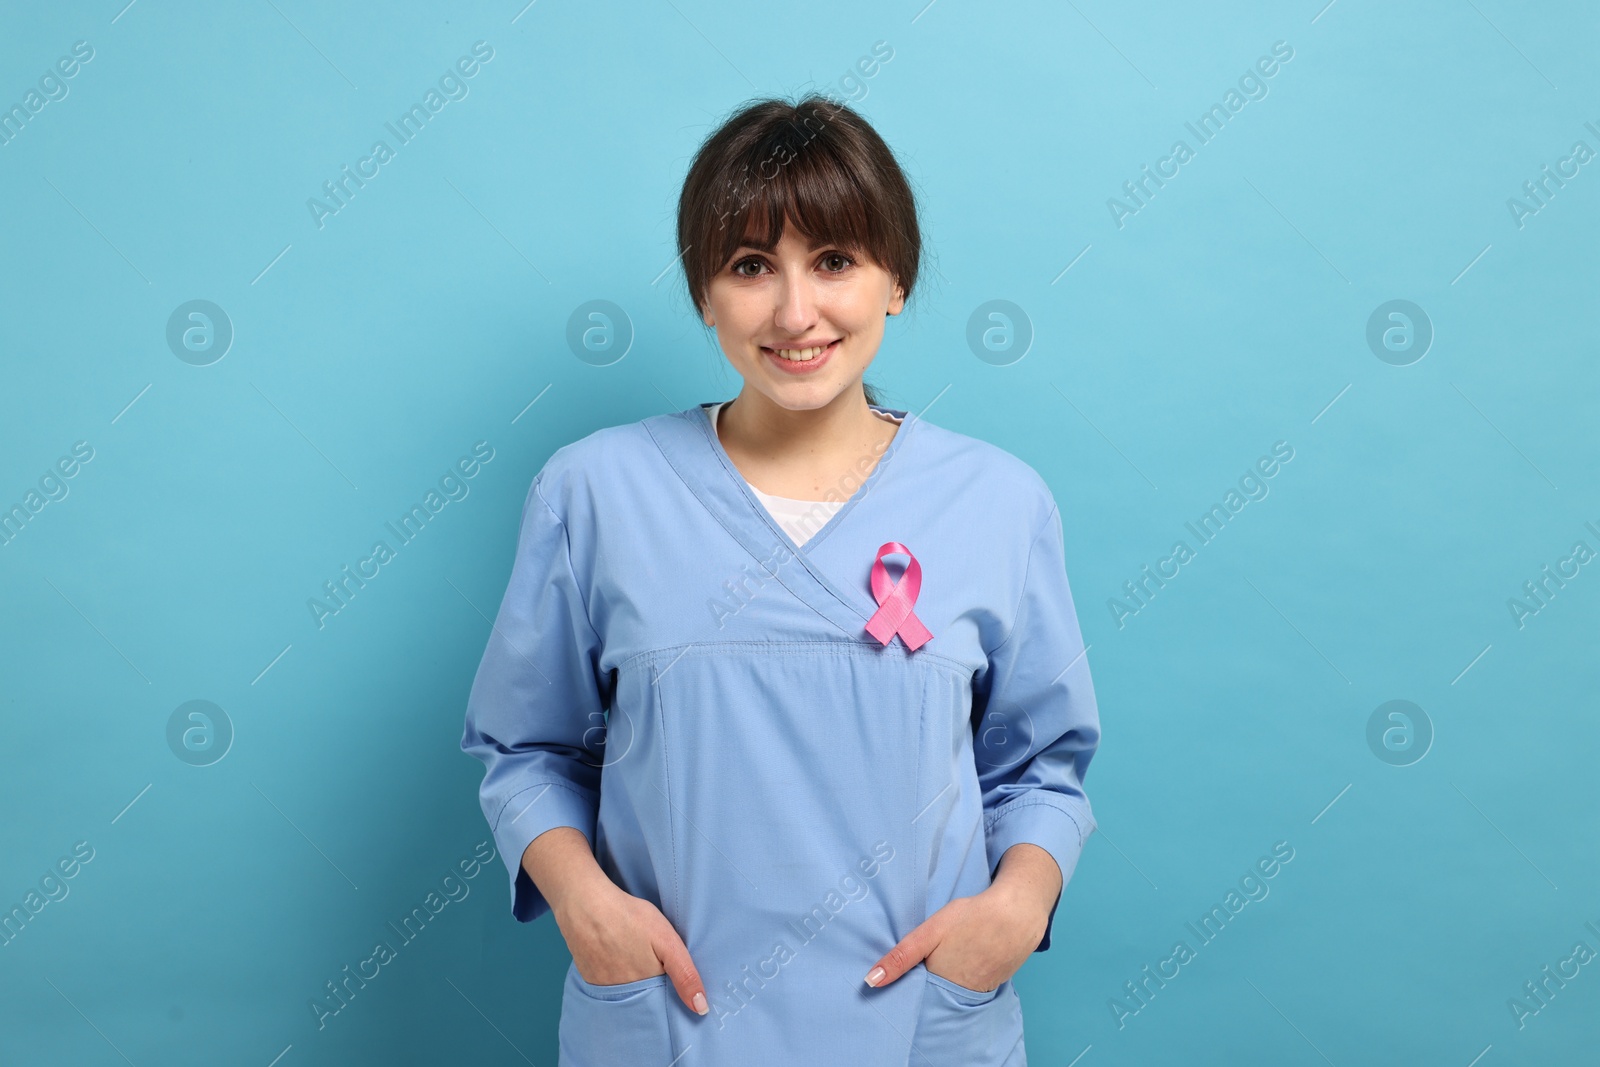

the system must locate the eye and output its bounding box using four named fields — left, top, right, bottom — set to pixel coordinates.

left=819, top=251, right=855, bottom=273
left=730, top=256, right=768, bottom=278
